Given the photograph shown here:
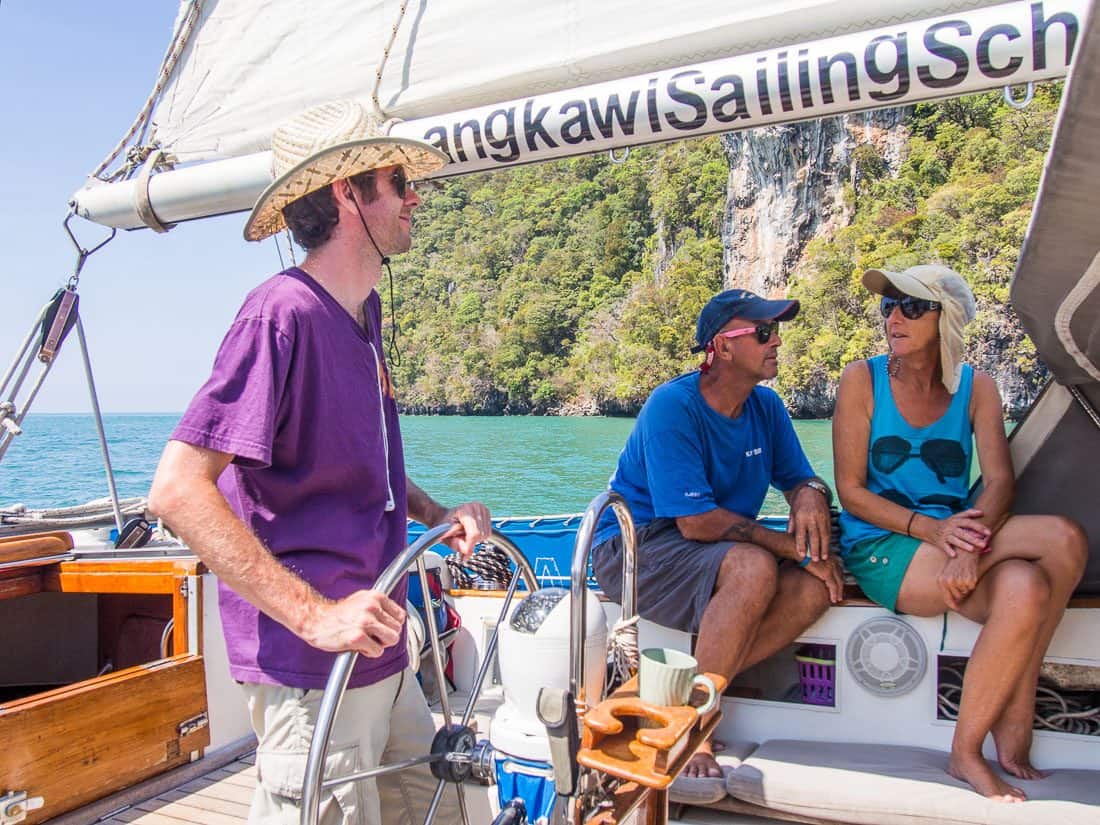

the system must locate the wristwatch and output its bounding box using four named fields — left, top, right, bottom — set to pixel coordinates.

left=803, top=478, right=833, bottom=506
